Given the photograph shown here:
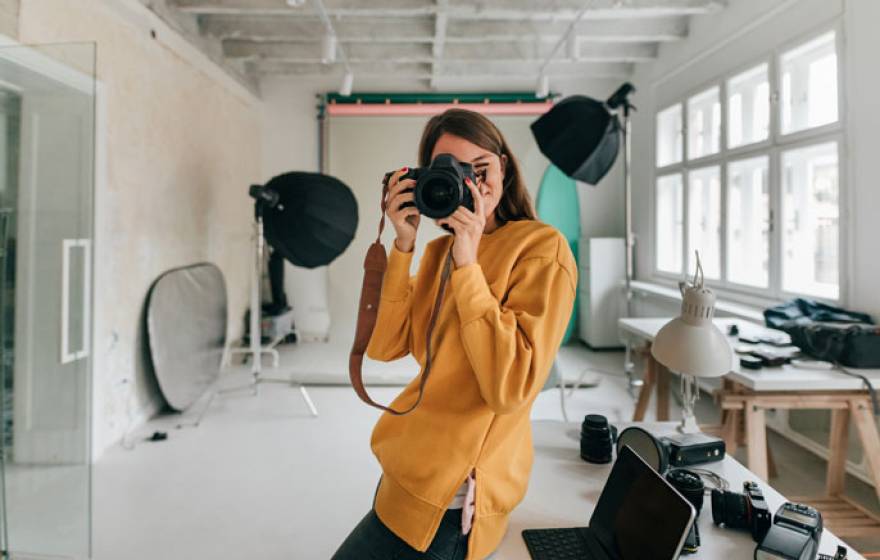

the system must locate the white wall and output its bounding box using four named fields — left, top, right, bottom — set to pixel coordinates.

left=843, top=0, right=880, bottom=319
left=261, top=76, right=627, bottom=345
left=629, top=0, right=879, bottom=317
left=16, top=0, right=263, bottom=457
